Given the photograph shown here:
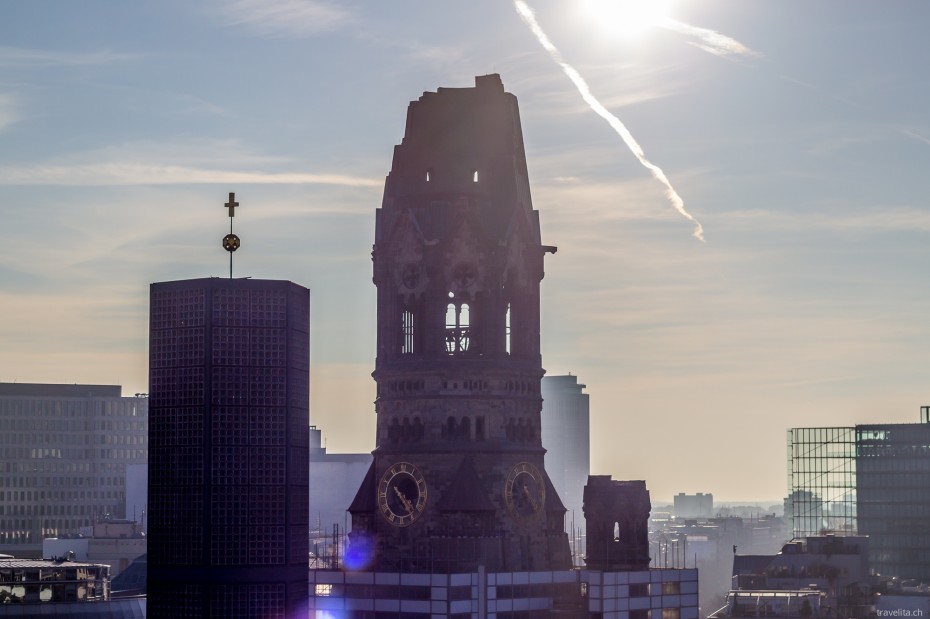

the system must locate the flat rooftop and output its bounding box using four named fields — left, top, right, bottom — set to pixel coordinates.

left=0, top=383, right=122, bottom=398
